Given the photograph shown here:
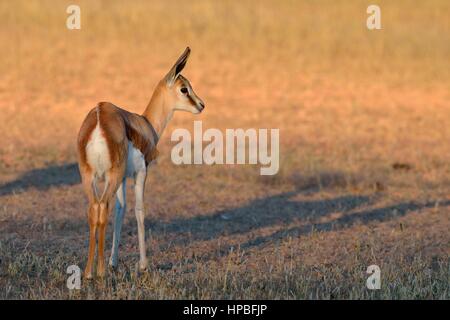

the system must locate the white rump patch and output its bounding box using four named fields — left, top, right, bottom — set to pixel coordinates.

left=86, top=123, right=111, bottom=179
